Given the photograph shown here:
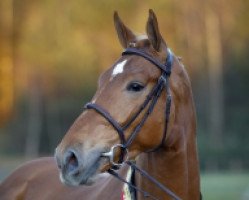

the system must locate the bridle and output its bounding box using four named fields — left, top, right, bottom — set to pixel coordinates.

left=84, top=47, right=183, bottom=200
left=84, top=47, right=181, bottom=200
left=85, top=47, right=173, bottom=165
